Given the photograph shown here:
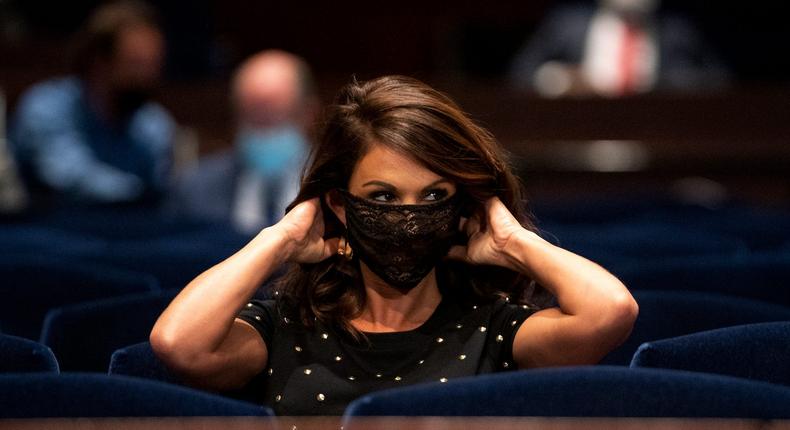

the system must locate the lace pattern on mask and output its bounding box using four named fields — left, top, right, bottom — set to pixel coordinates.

left=339, top=190, right=463, bottom=289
